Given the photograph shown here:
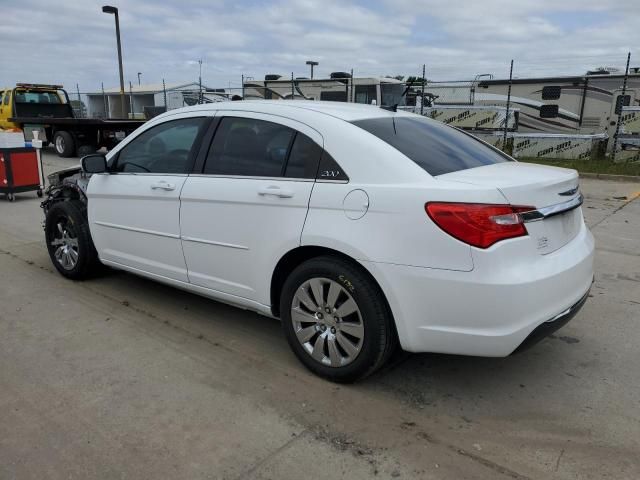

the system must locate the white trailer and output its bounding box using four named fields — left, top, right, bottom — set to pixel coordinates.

left=243, top=74, right=407, bottom=106
left=423, top=71, right=640, bottom=137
